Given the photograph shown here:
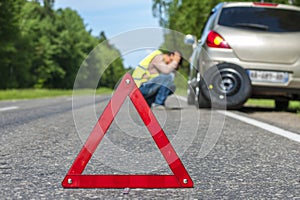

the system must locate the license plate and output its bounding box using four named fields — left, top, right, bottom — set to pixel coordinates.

left=247, top=70, right=289, bottom=83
